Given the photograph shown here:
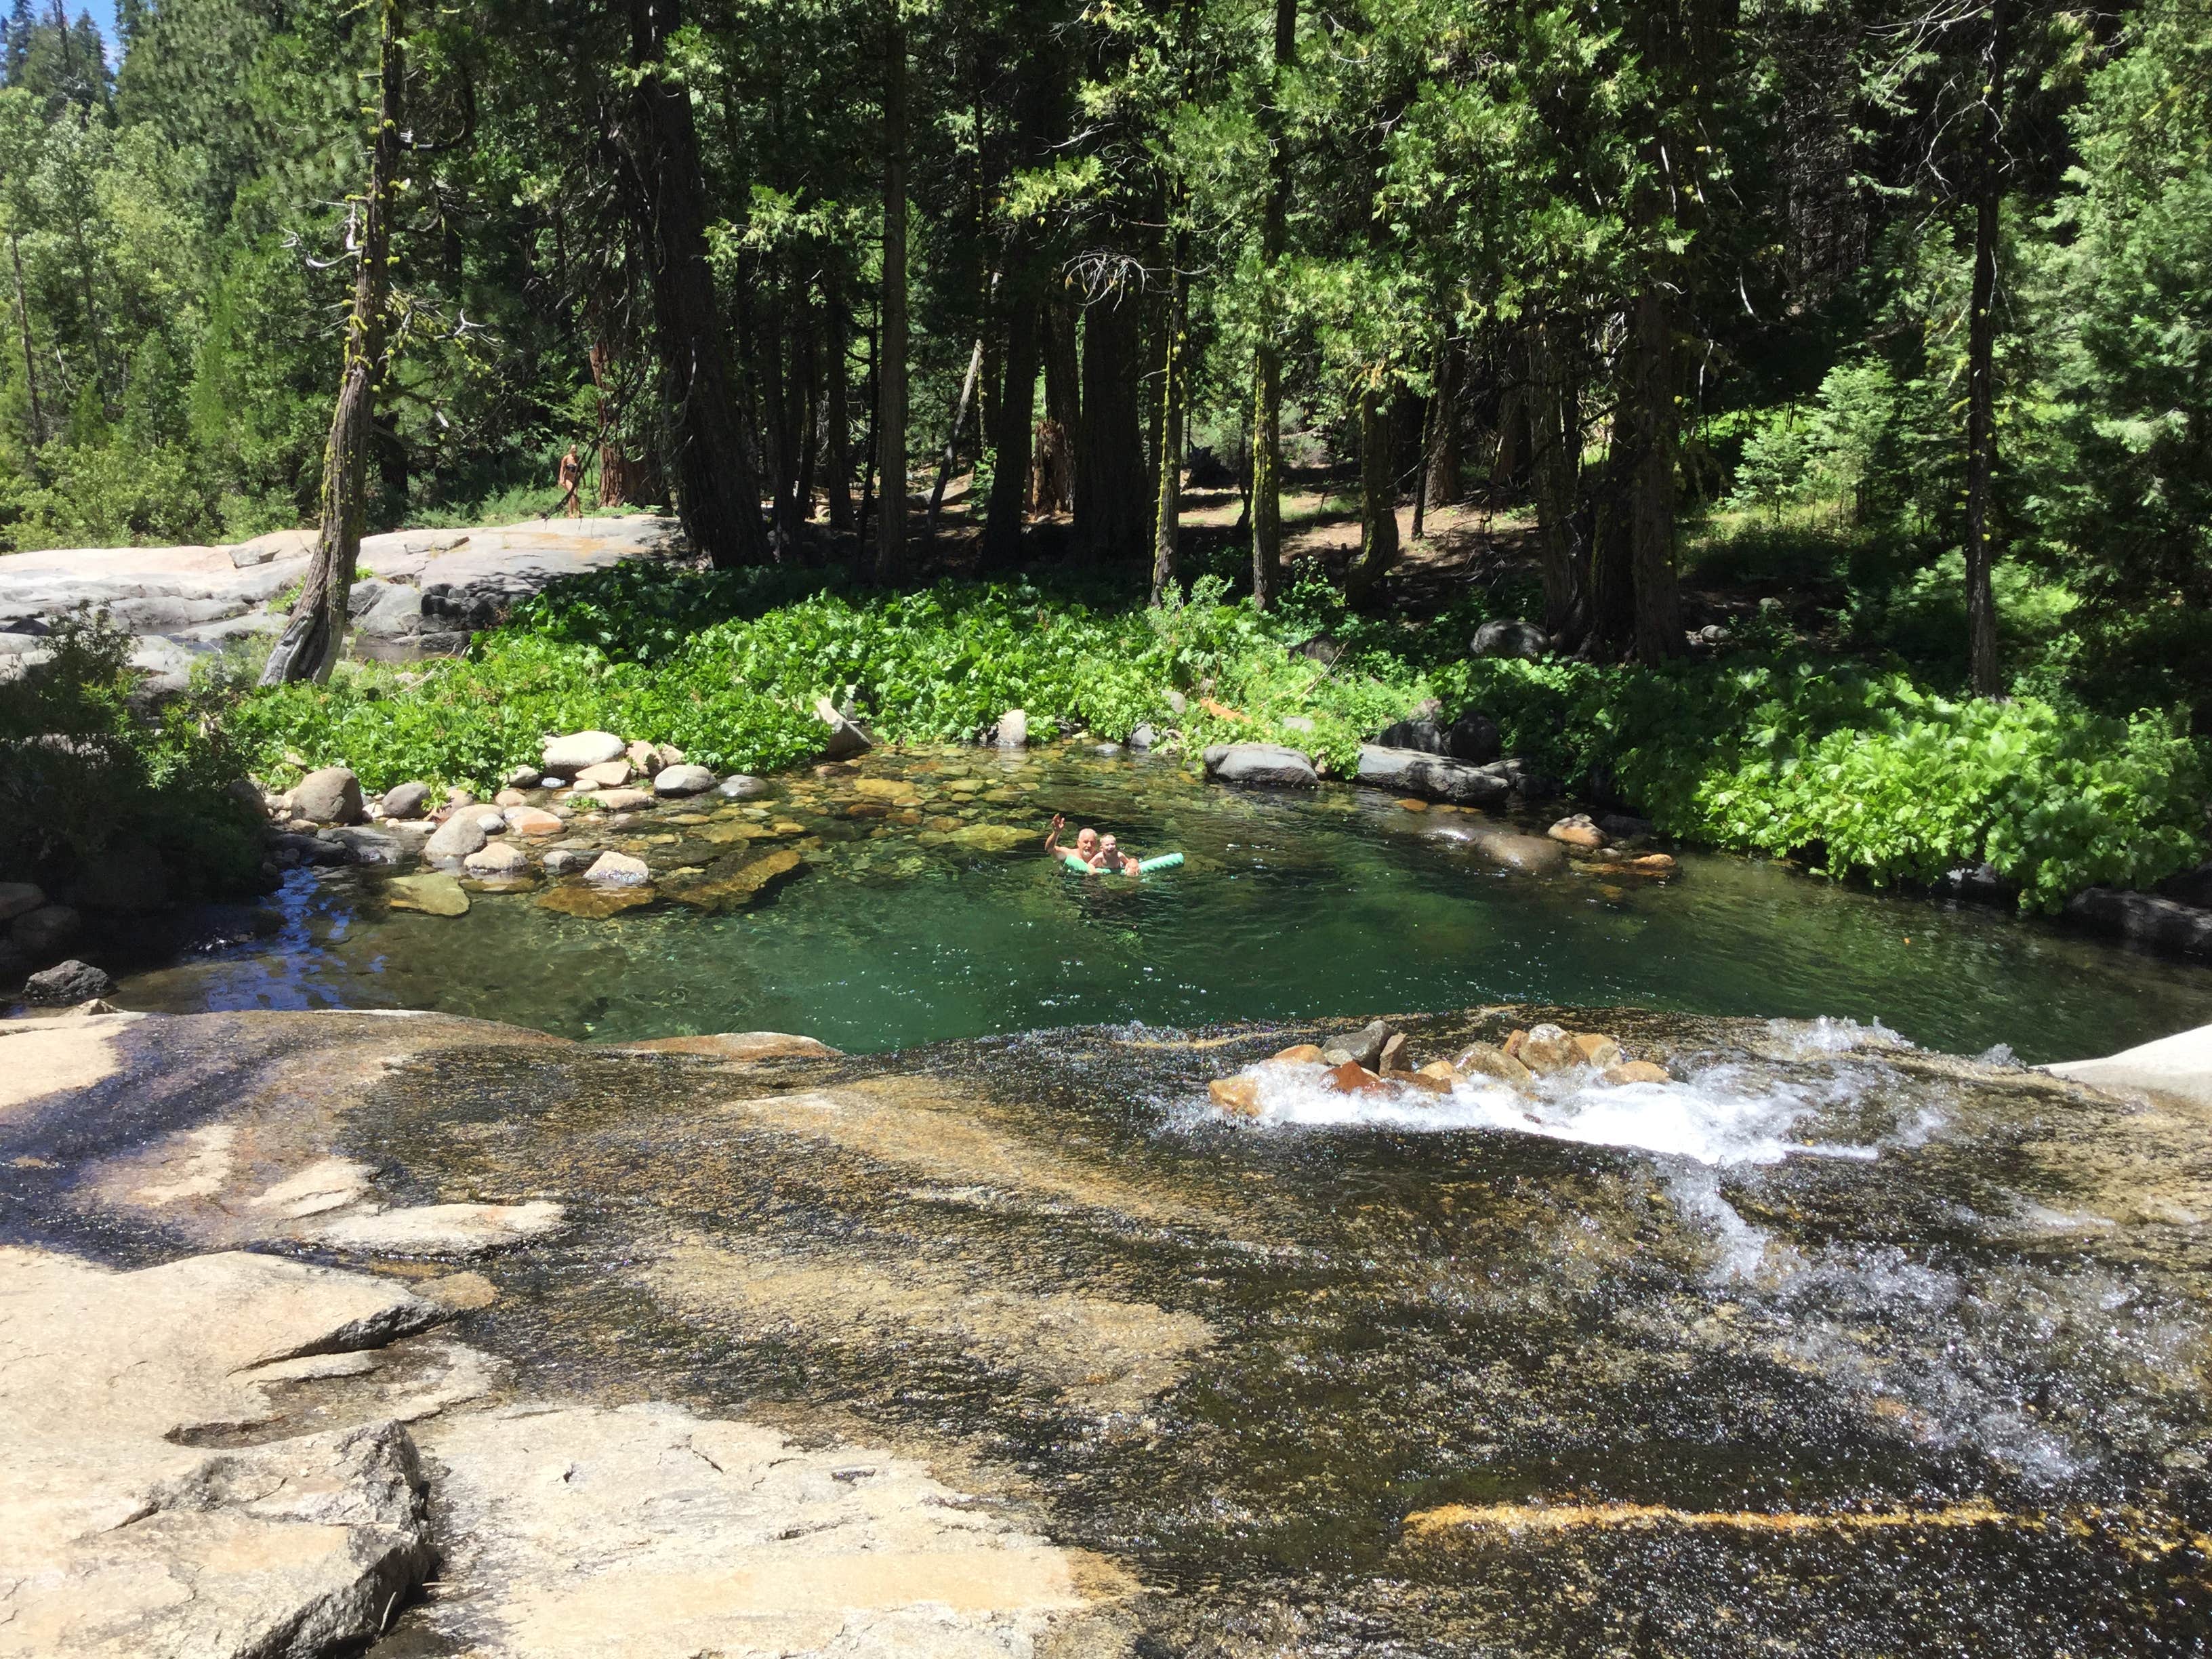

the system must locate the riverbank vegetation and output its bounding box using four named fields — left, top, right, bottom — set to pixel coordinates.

left=1, top=0, right=2207, bottom=914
